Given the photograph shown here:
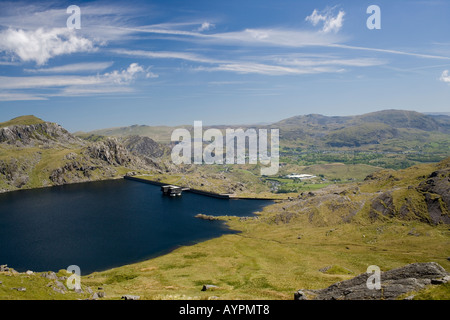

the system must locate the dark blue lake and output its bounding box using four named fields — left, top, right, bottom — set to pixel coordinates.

left=0, top=179, right=271, bottom=275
